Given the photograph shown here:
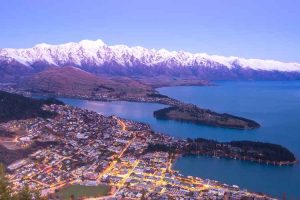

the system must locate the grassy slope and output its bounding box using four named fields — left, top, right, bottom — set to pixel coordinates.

left=21, top=66, right=153, bottom=97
